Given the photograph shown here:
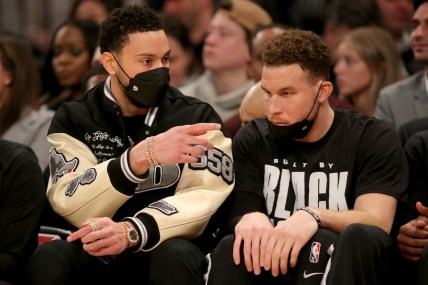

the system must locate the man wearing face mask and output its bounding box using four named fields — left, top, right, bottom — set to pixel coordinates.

left=26, top=5, right=234, bottom=285
left=206, top=29, right=408, bottom=285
